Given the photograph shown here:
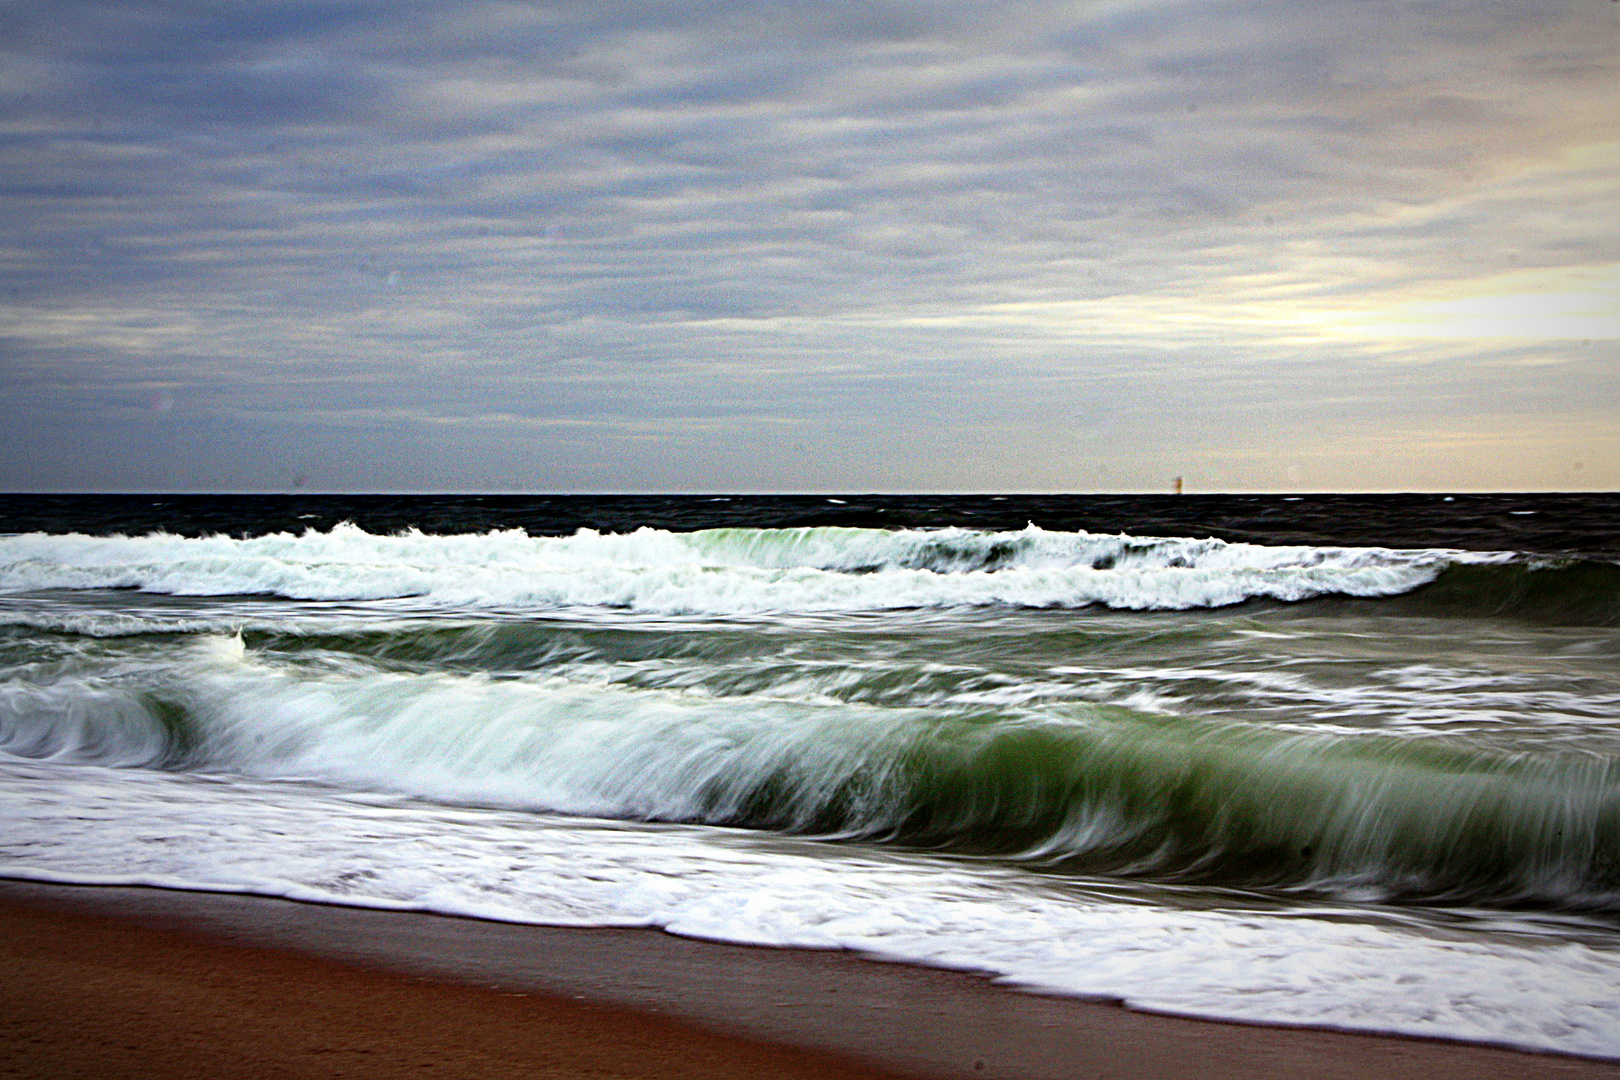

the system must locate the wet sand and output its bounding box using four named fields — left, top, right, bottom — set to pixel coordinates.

left=2, top=879, right=1616, bottom=1080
